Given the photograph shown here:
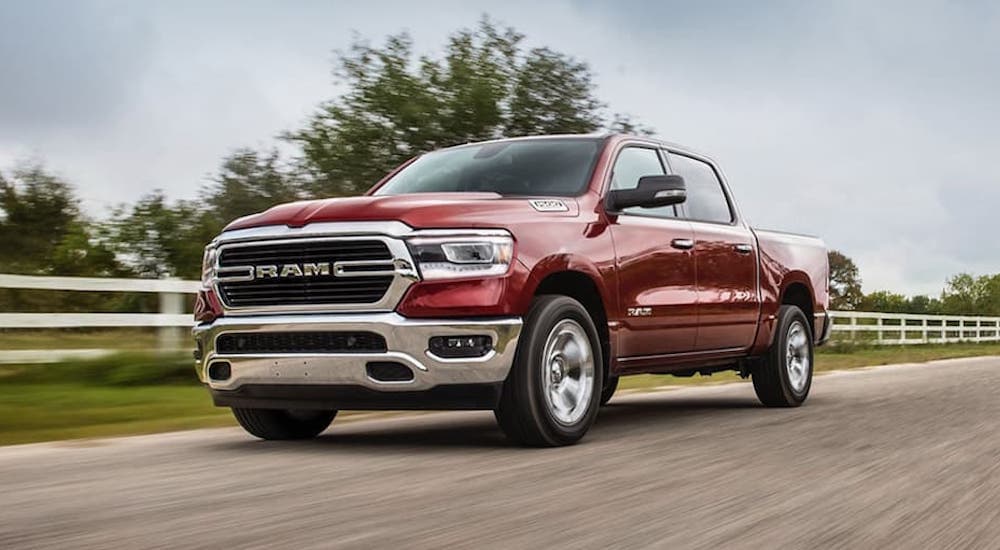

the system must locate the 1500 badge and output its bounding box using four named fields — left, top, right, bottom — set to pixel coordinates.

left=627, top=307, right=653, bottom=317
